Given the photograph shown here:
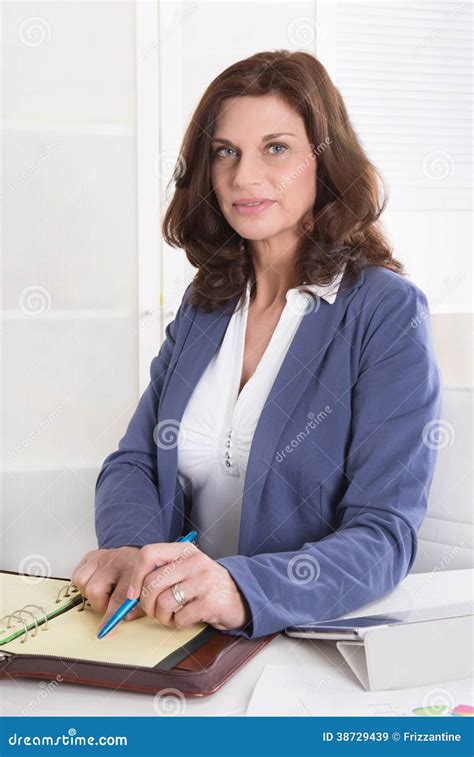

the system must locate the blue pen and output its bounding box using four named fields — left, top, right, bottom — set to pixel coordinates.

left=97, top=530, right=198, bottom=639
